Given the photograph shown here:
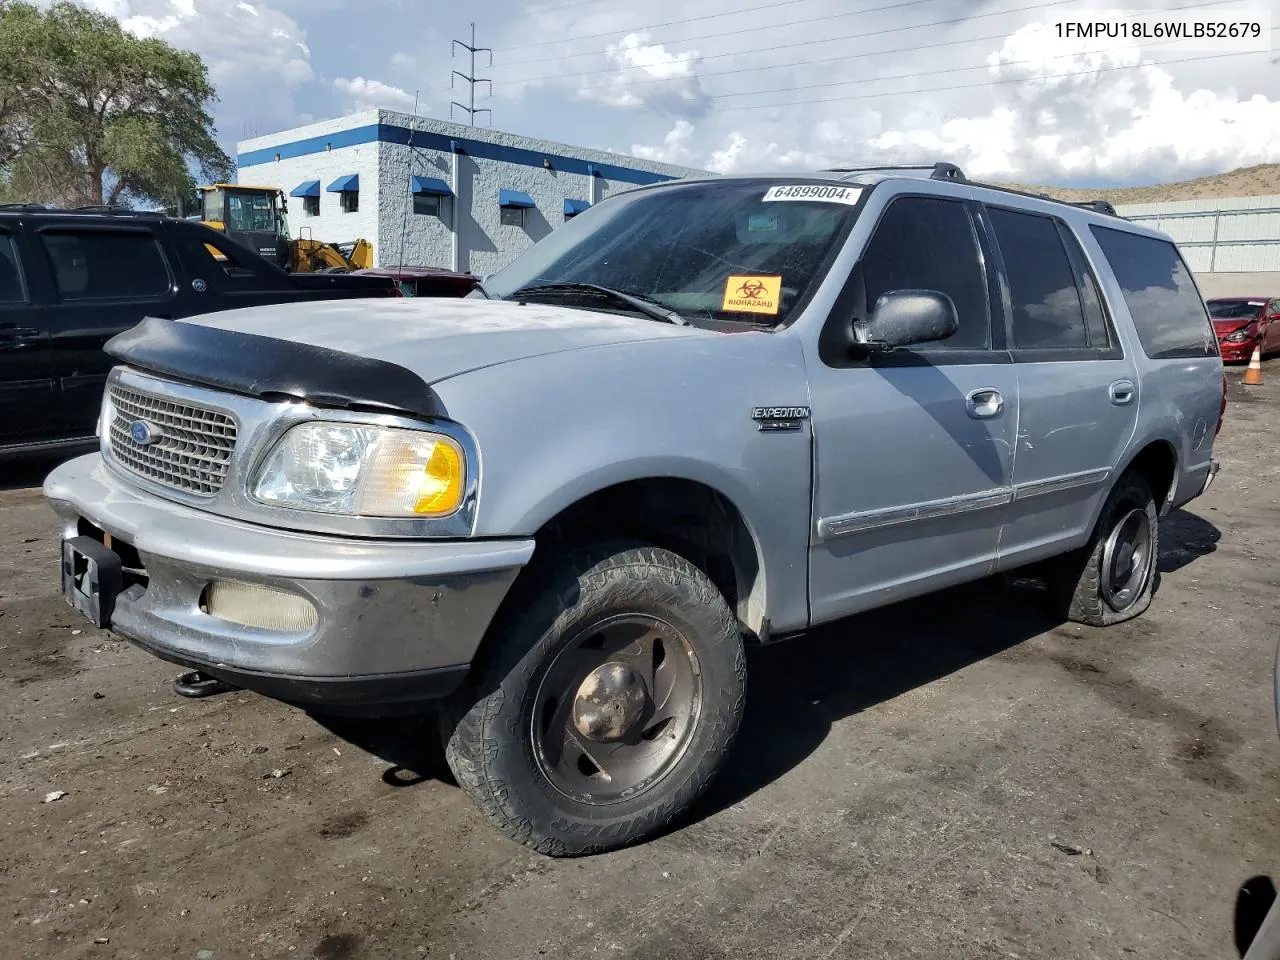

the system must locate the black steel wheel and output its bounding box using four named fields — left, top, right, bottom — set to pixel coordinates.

left=440, top=541, right=746, bottom=857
